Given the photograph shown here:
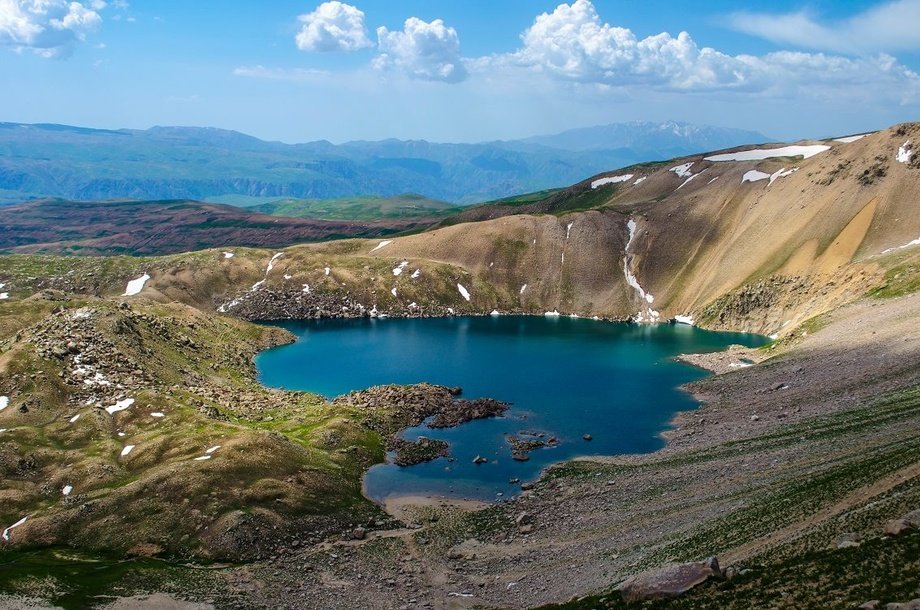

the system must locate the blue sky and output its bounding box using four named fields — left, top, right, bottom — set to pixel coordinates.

left=1, top=0, right=919, bottom=143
